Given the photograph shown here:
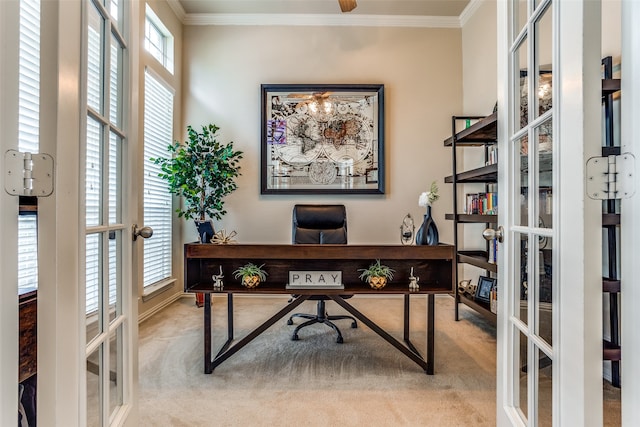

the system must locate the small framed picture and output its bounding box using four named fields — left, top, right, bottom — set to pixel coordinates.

left=475, top=276, right=496, bottom=304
